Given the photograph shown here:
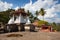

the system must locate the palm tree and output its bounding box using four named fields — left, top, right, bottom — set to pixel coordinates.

left=35, top=11, right=39, bottom=17
left=27, top=10, right=31, bottom=16
left=34, top=11, right=39, bottom=21
left=27, top=10, right=34, bottom=23
left=39, top=8, right=46, bottom=21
